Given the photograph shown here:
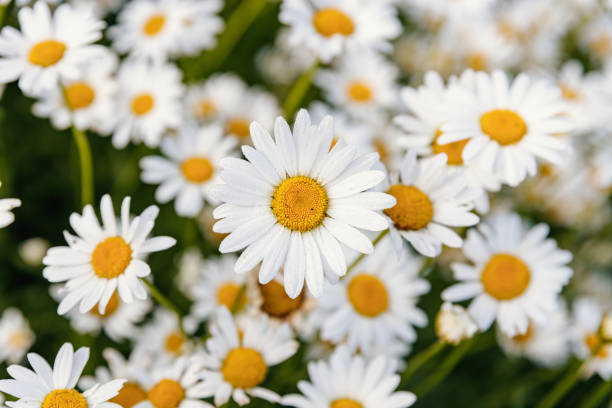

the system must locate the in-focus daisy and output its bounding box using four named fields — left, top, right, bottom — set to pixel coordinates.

left=113, top=60, right=183, bottom=149
left=0, top=183, right=21, bottom=228
left=283, top=346, right=416, bottom=408
left=0, top=2, right=106, bottom=96
left=279, top=0, right=402, bottom=63
left=196, top=307, right=299, bottom=406
left=134, top=309, right=192, bottom=363
left=381, top=151, right=479, bottom=258
left=211, top=110, right=395, bottom=298
left=42, top=194, right=176, bottom=315
left=140, top=124, right=236, bottom=217
left=442, top=212, right=573, bottom=336
left=570, top=298, right=612, bottom=379
left=0, top=308, right=34, bottom=364
left=0, top=343, right=125, bottom=408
